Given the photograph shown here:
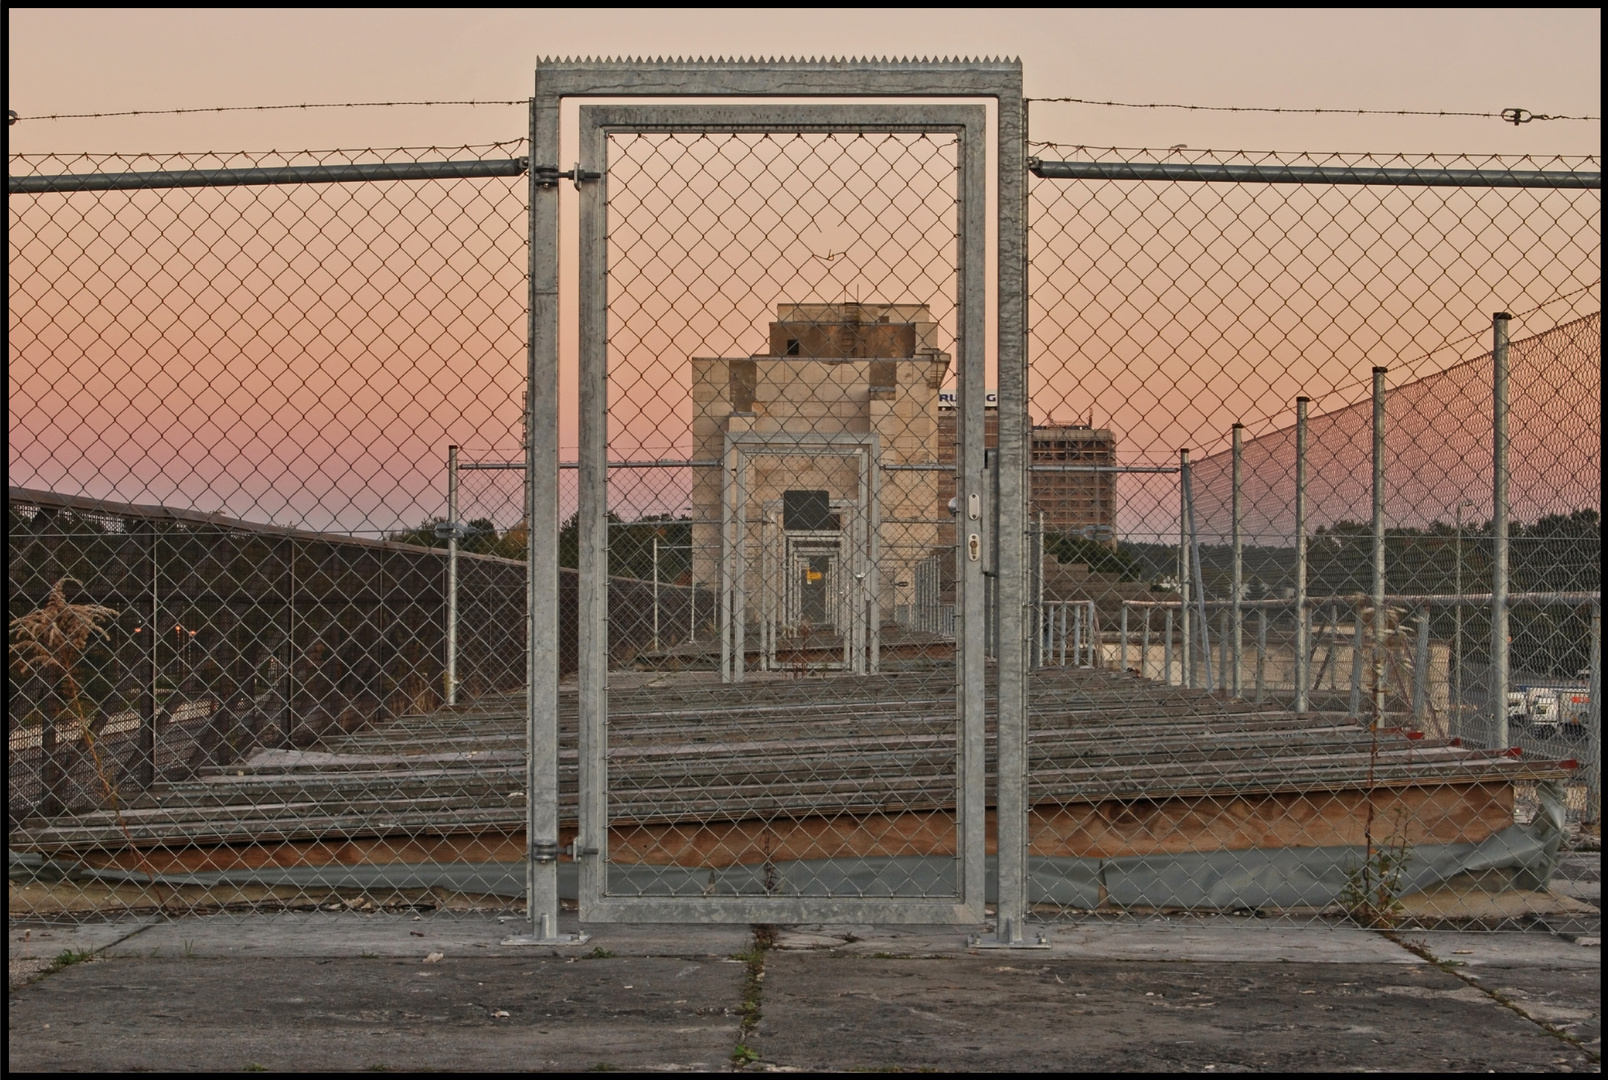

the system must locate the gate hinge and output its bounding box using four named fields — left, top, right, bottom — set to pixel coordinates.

left=530, top=838, right=561, bottom=863
left=533, top=162, right=604, bottom=189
